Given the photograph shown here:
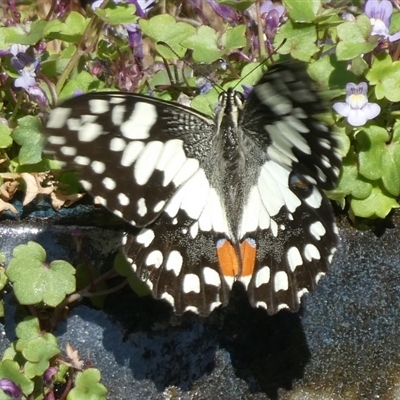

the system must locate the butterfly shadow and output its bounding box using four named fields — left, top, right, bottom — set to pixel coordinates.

left=99, top=281, right=310, bottom=398
left=216, top=283, right=310, bottom=399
